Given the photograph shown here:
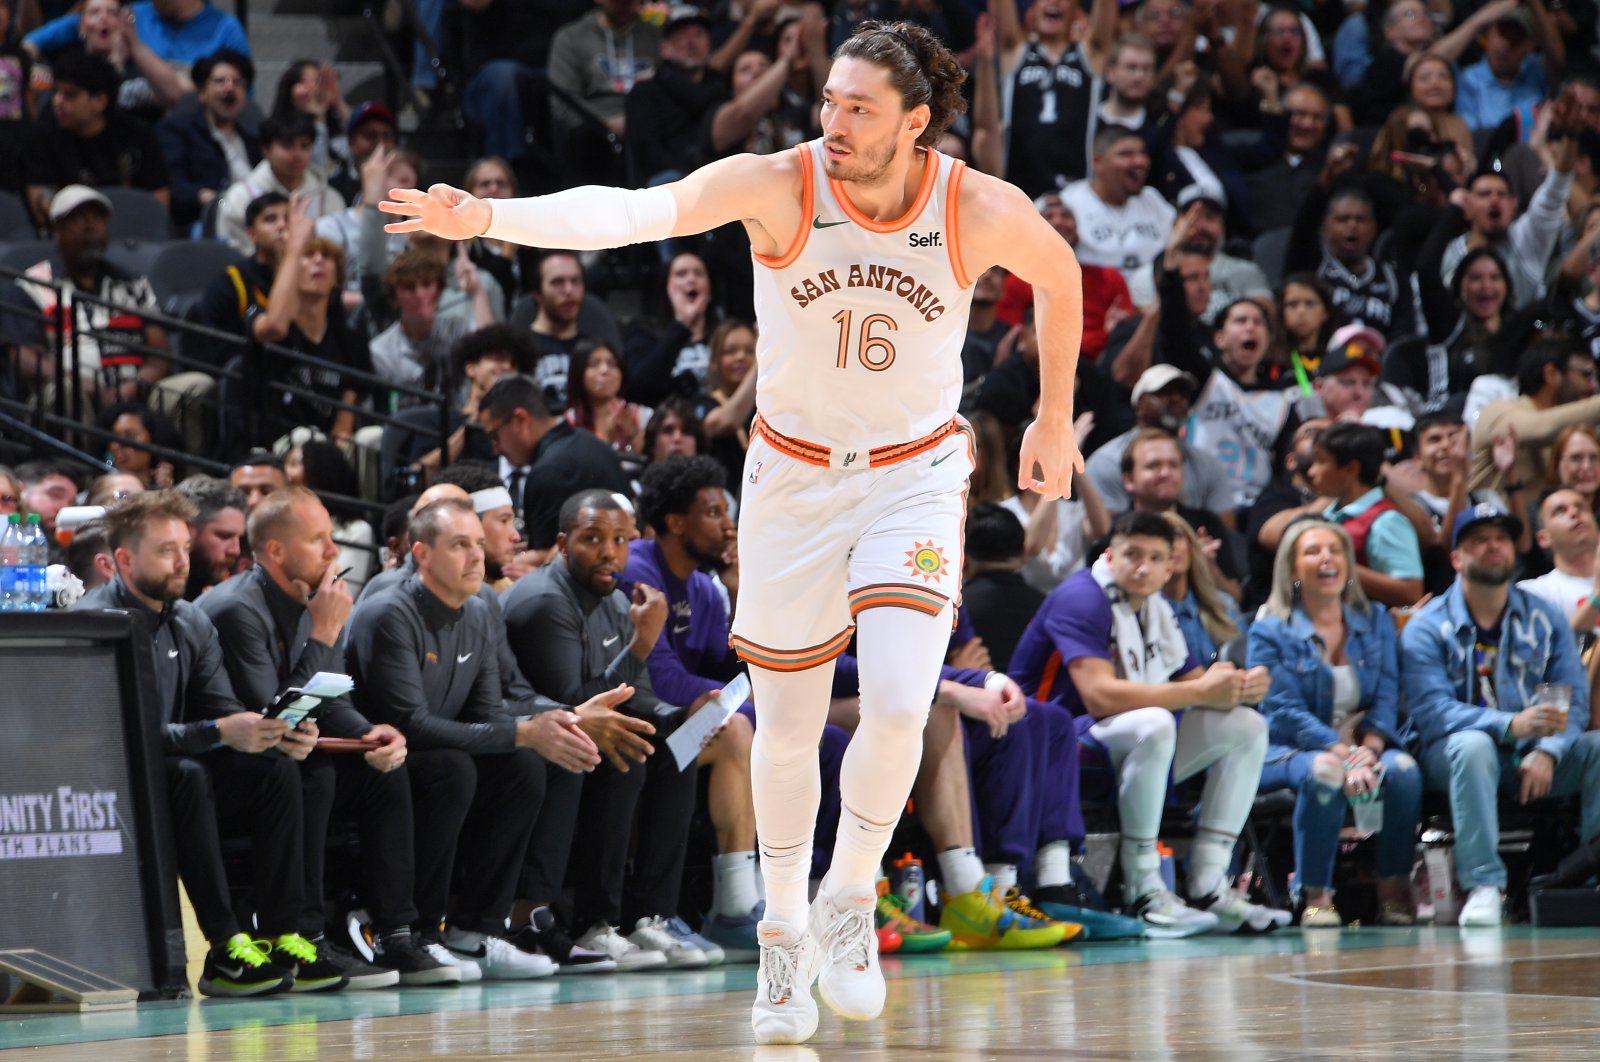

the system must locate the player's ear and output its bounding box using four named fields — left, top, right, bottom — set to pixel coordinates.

left=905, top=102, right=930, bottom=141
